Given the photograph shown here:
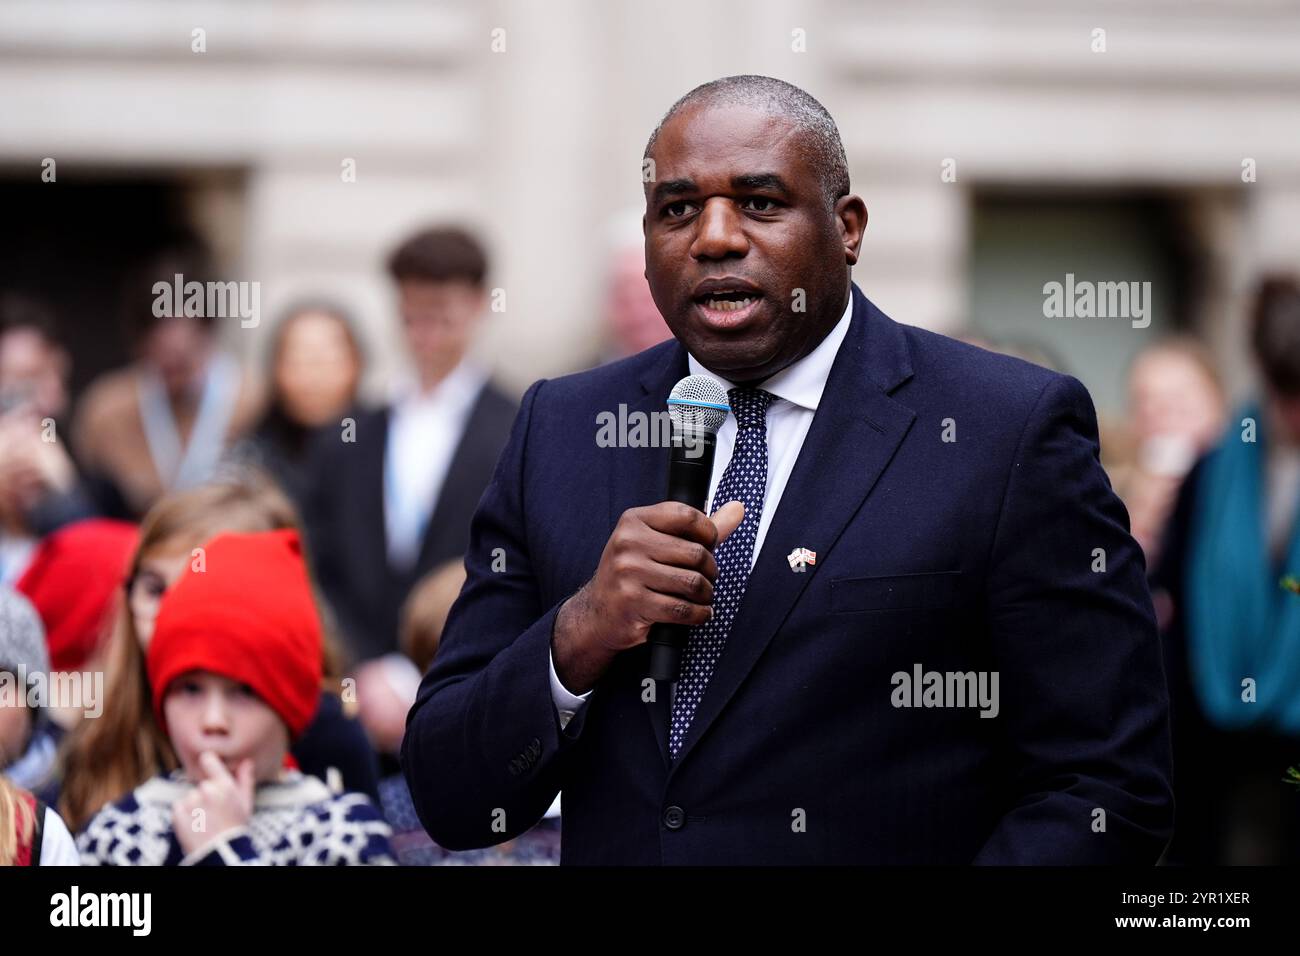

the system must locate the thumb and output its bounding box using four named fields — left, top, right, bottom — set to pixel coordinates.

left=709, top=500, right=745, bottom=546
